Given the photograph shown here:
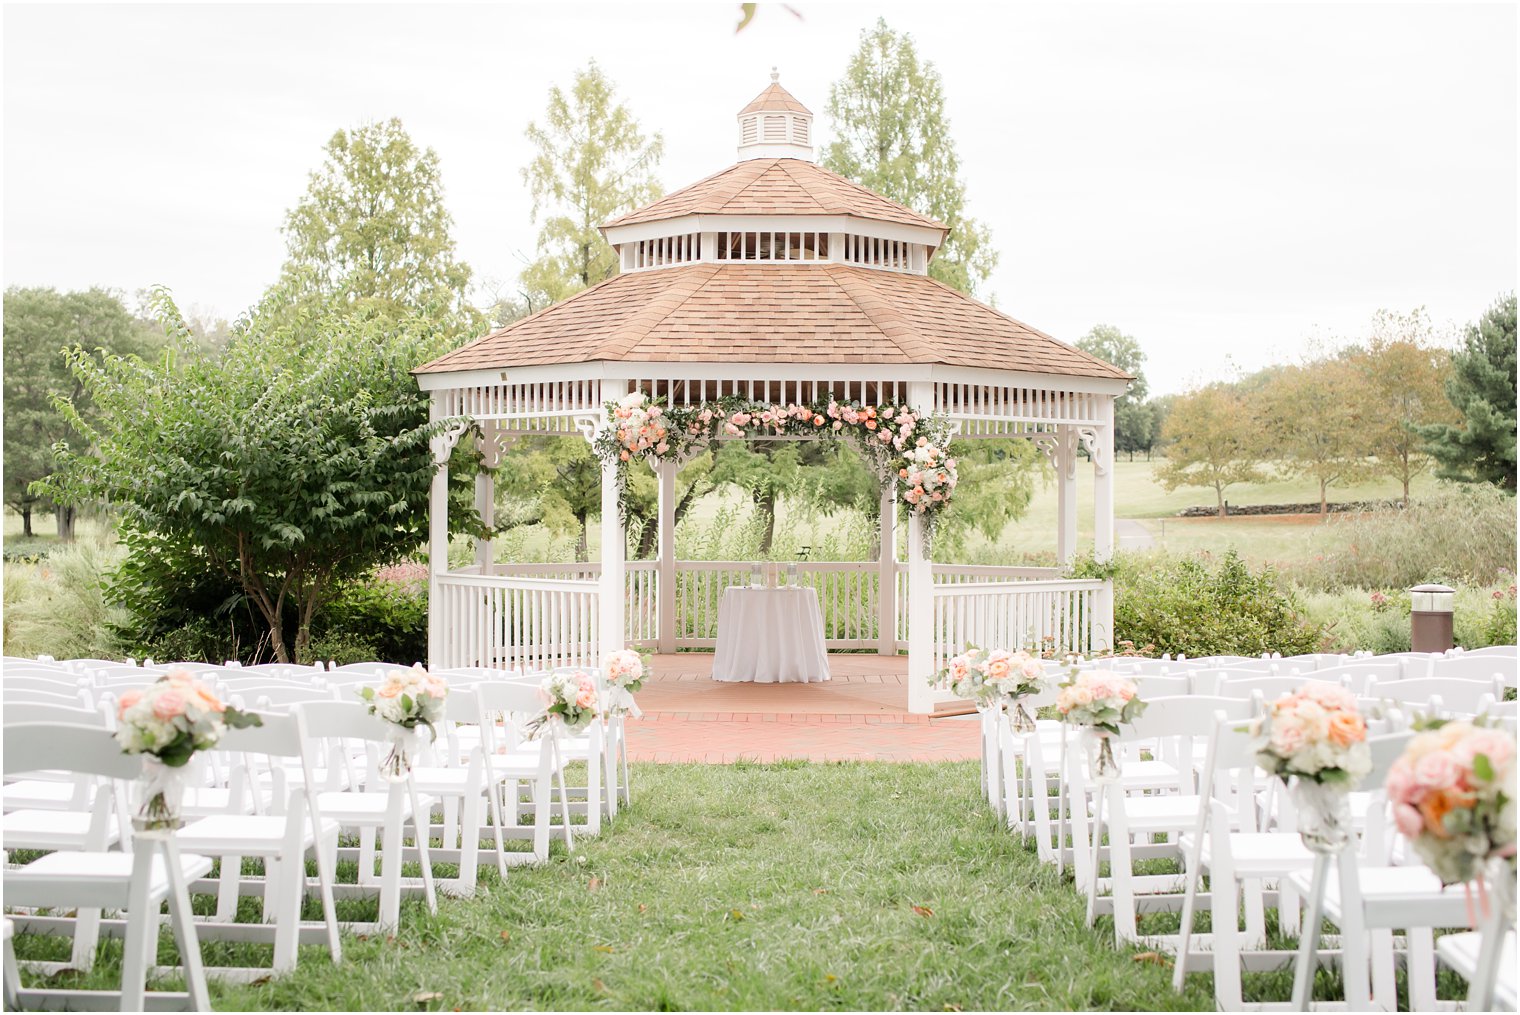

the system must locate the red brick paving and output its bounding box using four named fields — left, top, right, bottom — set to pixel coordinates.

left=625, top=654, right=979, bottom=763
